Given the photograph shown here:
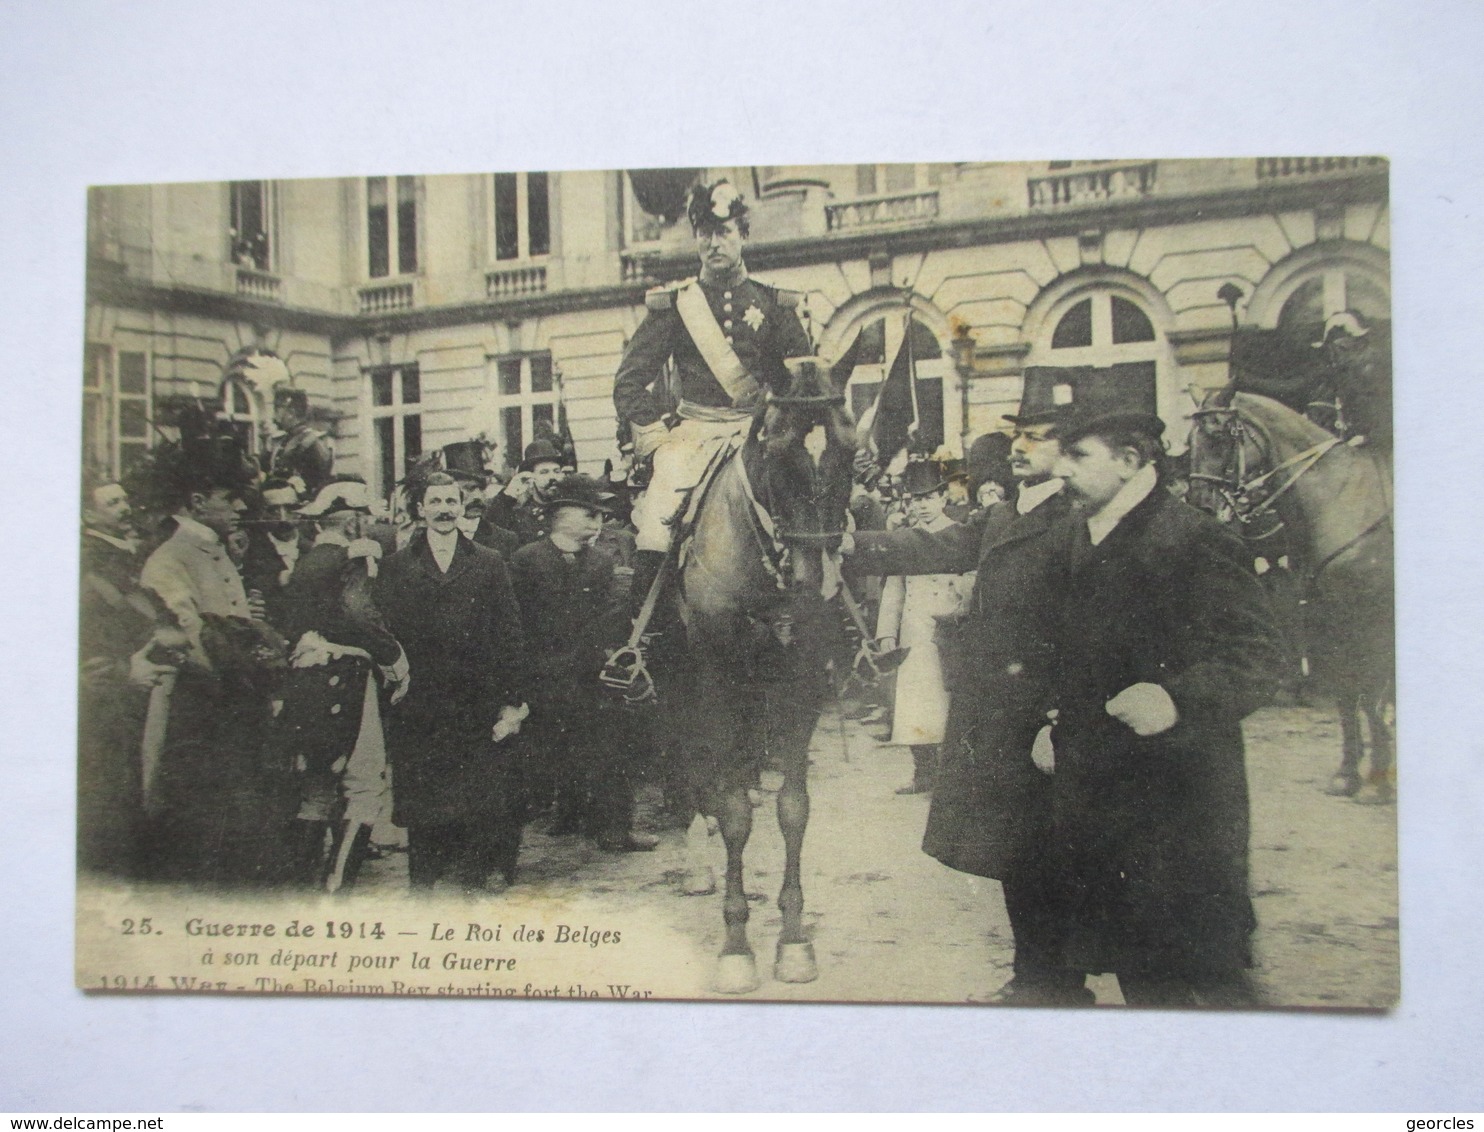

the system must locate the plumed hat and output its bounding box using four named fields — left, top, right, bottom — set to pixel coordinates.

left=687, top=179, right=749, bottom=234
left=298, top=477, right=373, bottom=517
